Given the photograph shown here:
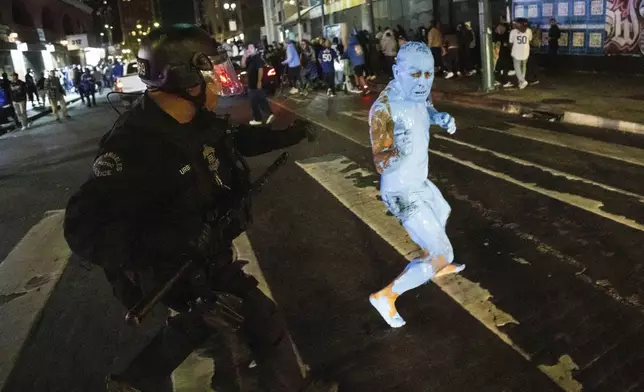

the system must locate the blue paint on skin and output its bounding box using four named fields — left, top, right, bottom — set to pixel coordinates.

left=368, top=42, right=465, bottom=329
